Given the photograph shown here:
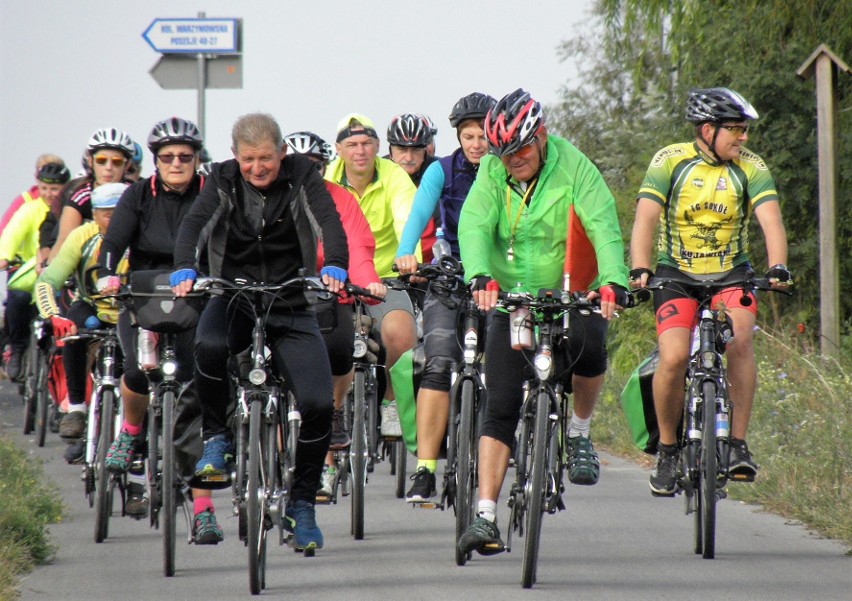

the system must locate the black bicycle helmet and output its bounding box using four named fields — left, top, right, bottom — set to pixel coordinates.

left=449, top=92, right=497, bottom=128
left=87, top=127, right=135, bottom=157
left=147, top=117, right=204, bottom=153
left=484, top=88, right=545, bottom=157
left=283, top=131, right=328, bottom=161
left=386, top=114, right=432, bottom=147
left=37, top=162, right=71, bottom=185
left=685, top=88, right=758, bottom=123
